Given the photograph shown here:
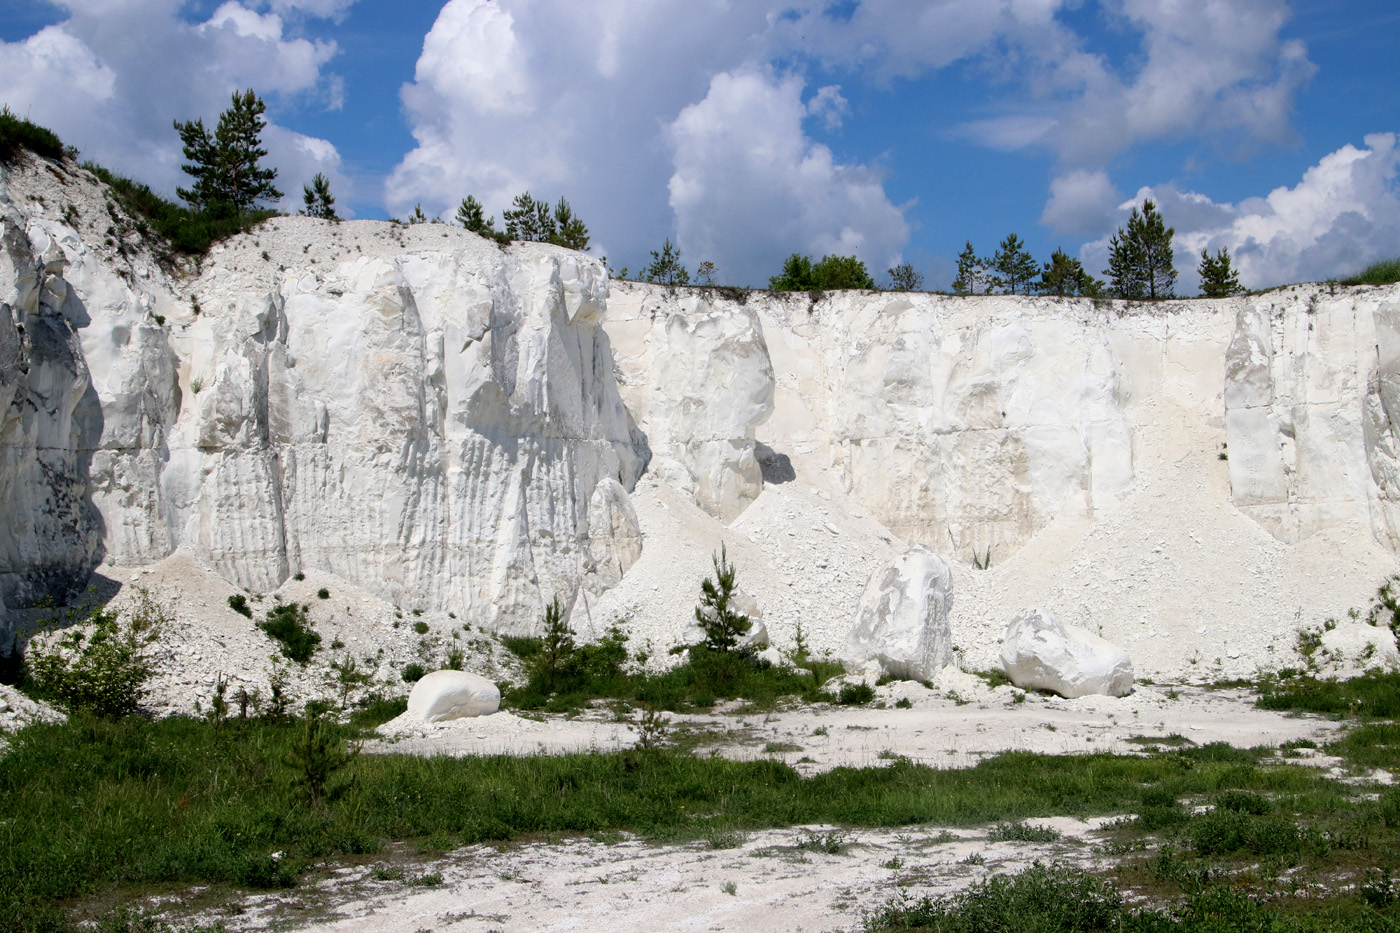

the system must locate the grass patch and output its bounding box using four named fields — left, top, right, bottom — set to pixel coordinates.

left=83, top=162, right=276, bottom=260
left=503, top=639, right=844, bottom=713
left=0, top=719, right=1336, bottom=931
left=0, top=108, right=64, bottom=164
left=1341, top=258, right=1400, bottom=287
left=1257, top=670, right=1400, bottom=718
left=862, top=861, right=1394, bottom=932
